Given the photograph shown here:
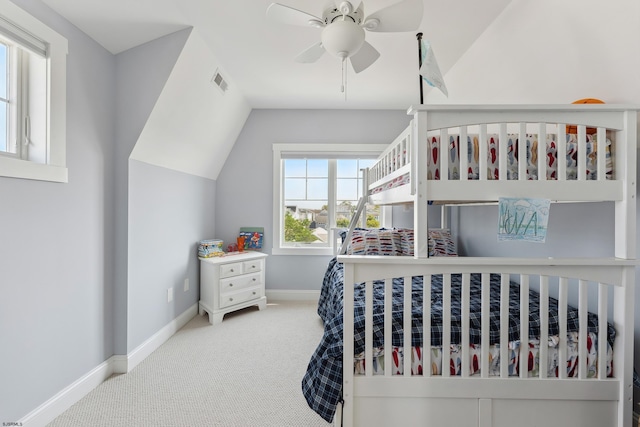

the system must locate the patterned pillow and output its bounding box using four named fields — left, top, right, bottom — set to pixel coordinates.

left=392, top=228, right=458, bottom=257
left=395, top=228, right=414, bottom=256
left=346, top=228, right=402, bottom=256
left=428, top=229, right=458, bottom=257
left=342, top=228, right=457, bottom=257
